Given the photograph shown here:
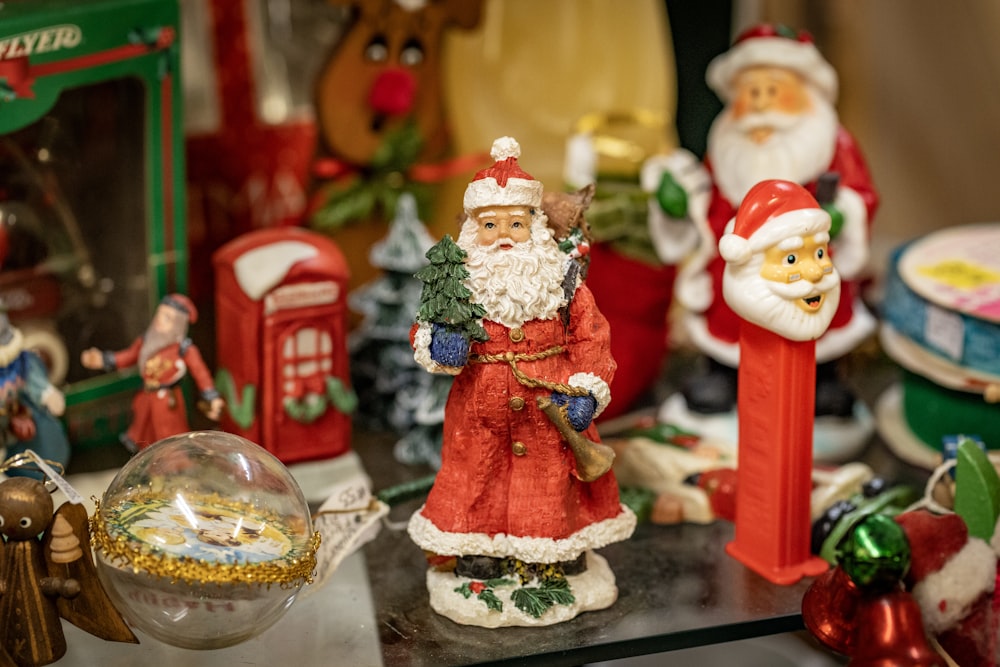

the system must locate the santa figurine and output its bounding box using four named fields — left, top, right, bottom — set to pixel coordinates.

left=81, top=294, right=223, bottom=453
left=408, top=136, right=636, bottom=627
left=646, top=24, right=878, bottom=444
